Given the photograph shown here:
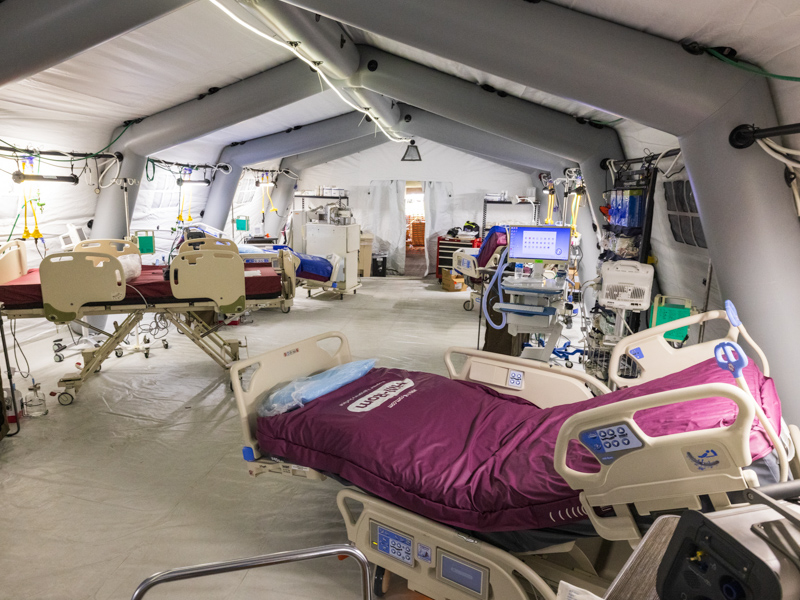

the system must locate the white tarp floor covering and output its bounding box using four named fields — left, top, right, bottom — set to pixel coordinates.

left=0, top=277, right=530, bottom=600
